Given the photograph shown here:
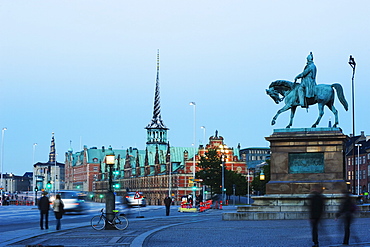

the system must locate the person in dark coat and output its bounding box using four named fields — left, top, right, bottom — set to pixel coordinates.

left=164, top=196, right=172, bottom=216
left=308, top=186, right=325, bottom=247
left=336, top=191, right=357, bottom=245
left=38, top=191, right=50, bottom=230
